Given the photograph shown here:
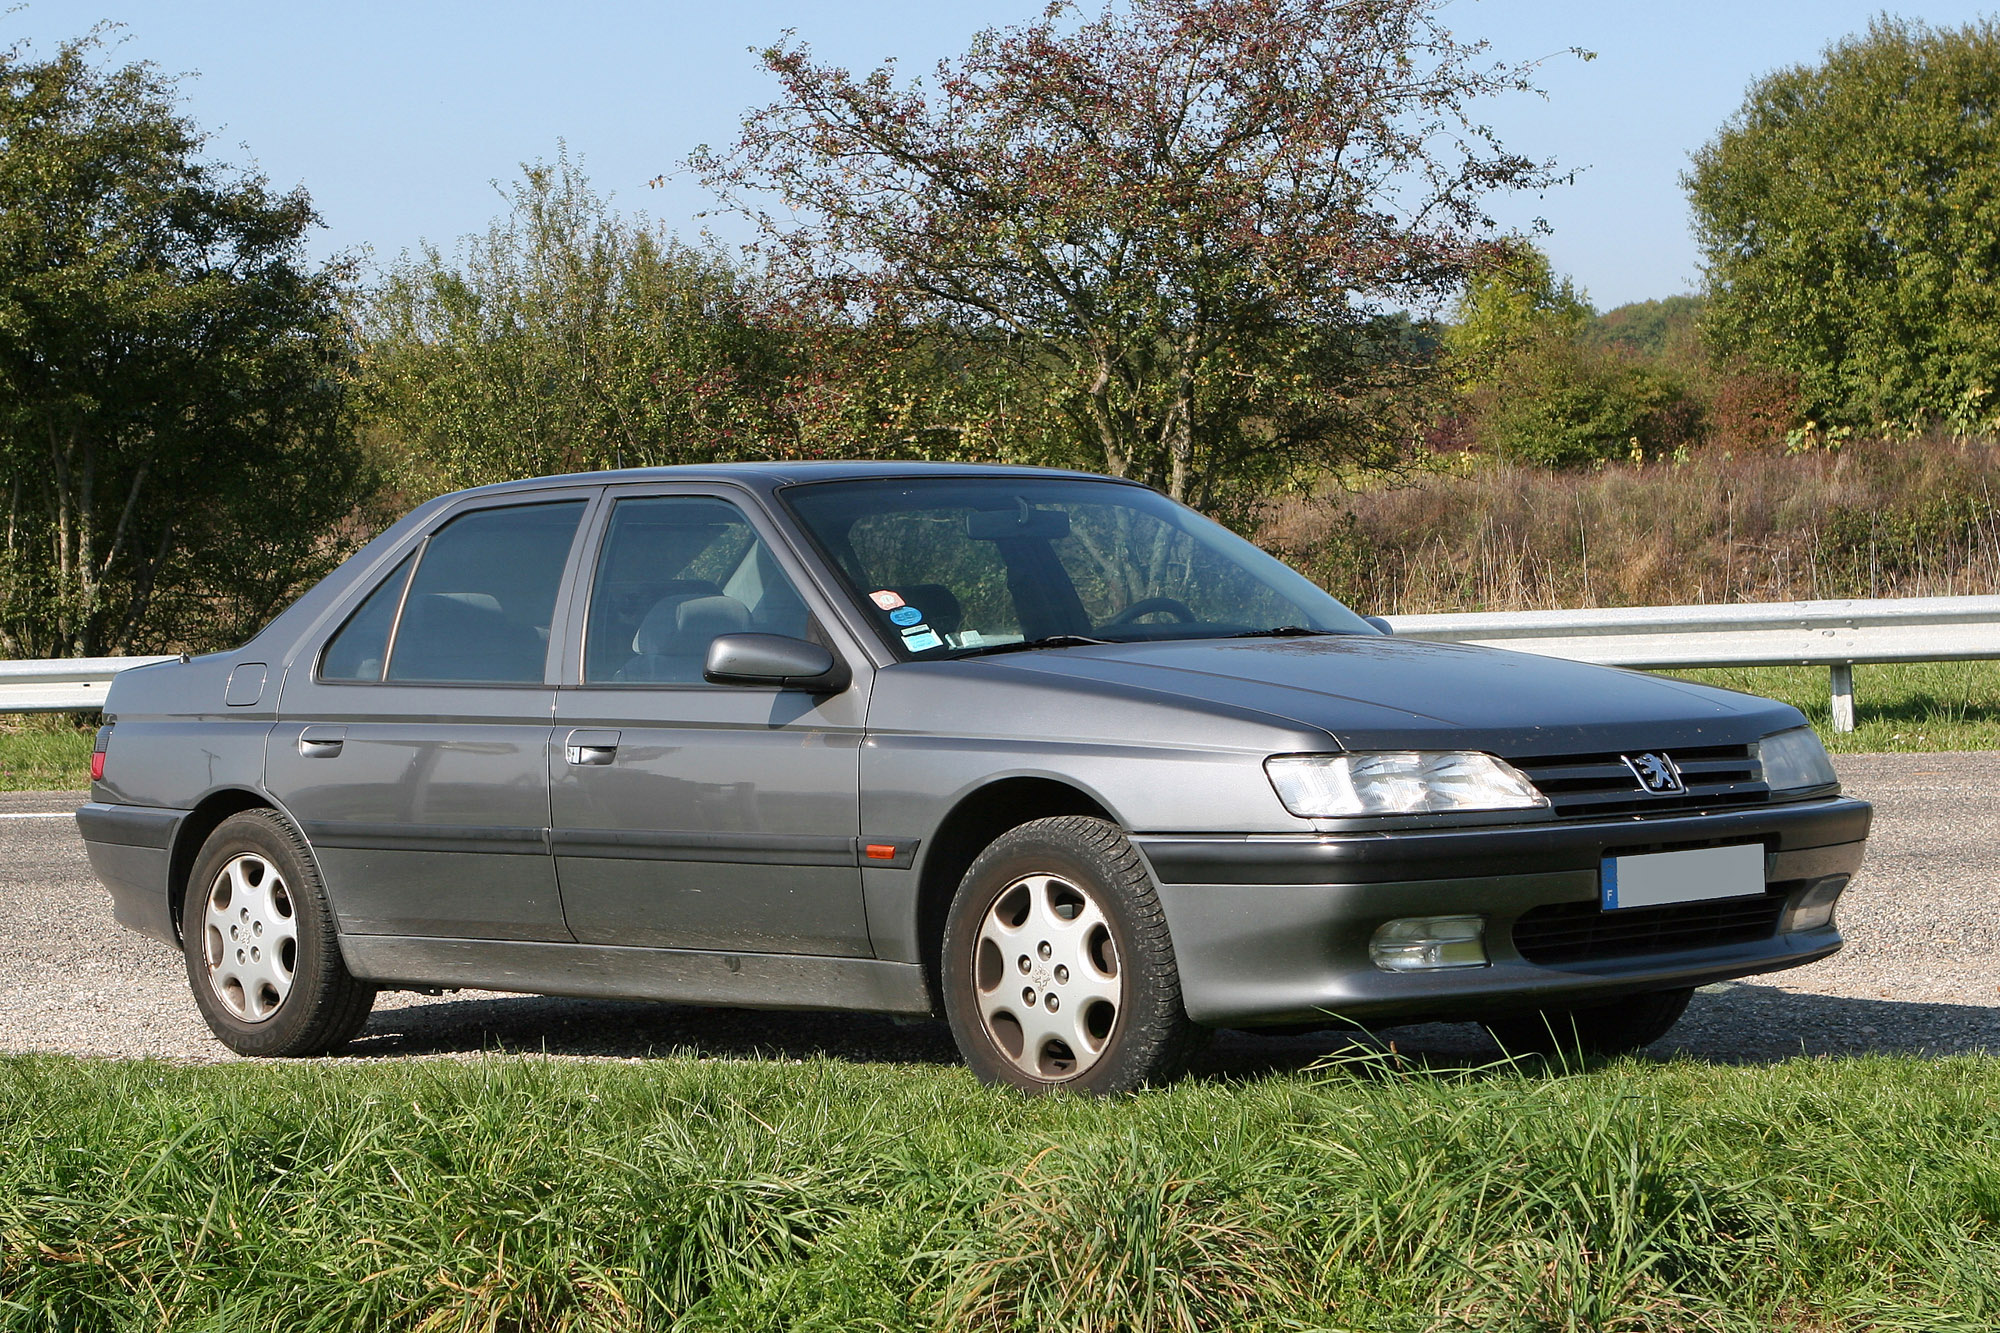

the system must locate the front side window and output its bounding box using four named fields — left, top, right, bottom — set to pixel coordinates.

left=583, top=495, right=814, bottom=684
left=784, top=477, right=1373, bottom=656
left=384, top=501, right=586, bottom=684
